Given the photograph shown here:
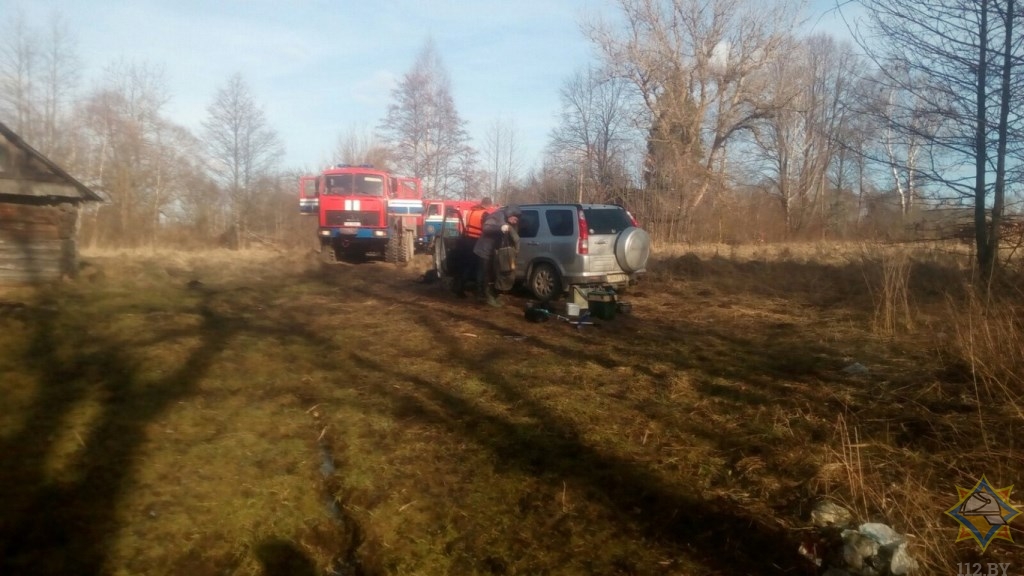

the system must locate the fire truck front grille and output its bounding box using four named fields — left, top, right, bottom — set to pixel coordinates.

left=326, top=210, right=380, bottom=227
